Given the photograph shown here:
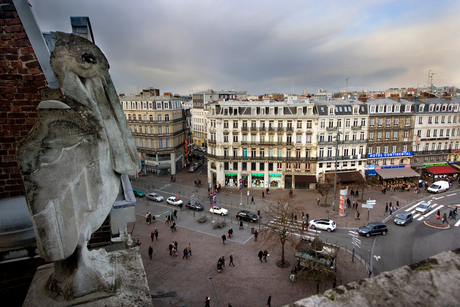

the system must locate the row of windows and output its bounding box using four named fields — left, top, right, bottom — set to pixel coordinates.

left=135, top=138, right=171, bottom=149
left=369, top=131, right=409, bottom=141
left=318, top=147, right=364, bottom=157
left=214, top=106, right=314, bottom=116
left=418, top=115, right=458, bottom=124
left=122, top=100, right=182, bottom=110
left=416, top=128, right=459, bottom=138
left=222, top=162, right=311, bottom=171
left=368, top=145, right=409, bottom=154
left=131, top=125, right=170, bottom=135
left=368, top=103, right=459, bottom=113
left=219, top=119, right=314, bottom=129
left=320, top=118, right=366, bottom=128
left=222, top=148, right=311, bottom=158
left=127, top=114, right=171, bottom=122
left=369, top=117, right=410, bottom=127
